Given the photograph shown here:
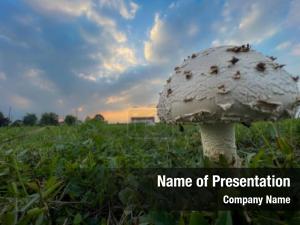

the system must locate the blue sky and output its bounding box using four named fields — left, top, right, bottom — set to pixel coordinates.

left=0, top=0, right=299, bottom=122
